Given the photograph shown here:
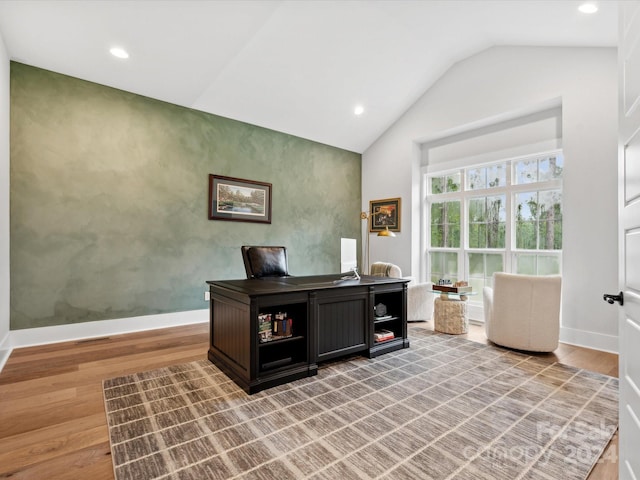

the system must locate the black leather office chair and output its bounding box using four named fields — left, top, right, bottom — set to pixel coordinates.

left=241, top=246, right=290, bottom=279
